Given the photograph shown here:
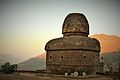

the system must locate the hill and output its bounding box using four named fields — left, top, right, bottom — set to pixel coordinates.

left=90, top=34, right=120, bottom=53
left=101, top=51, right=120, bottom=72
left=17, top=54, right=46, bottom=71
left=35, top=53, right=46, bottom=59
left=0, top=53, right=20, bottom=65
